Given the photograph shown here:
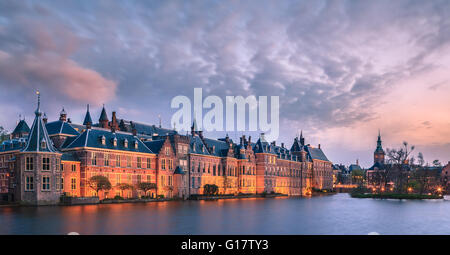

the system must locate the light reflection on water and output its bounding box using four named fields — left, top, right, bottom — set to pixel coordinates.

left=1, top=193, right=450, bottom=235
